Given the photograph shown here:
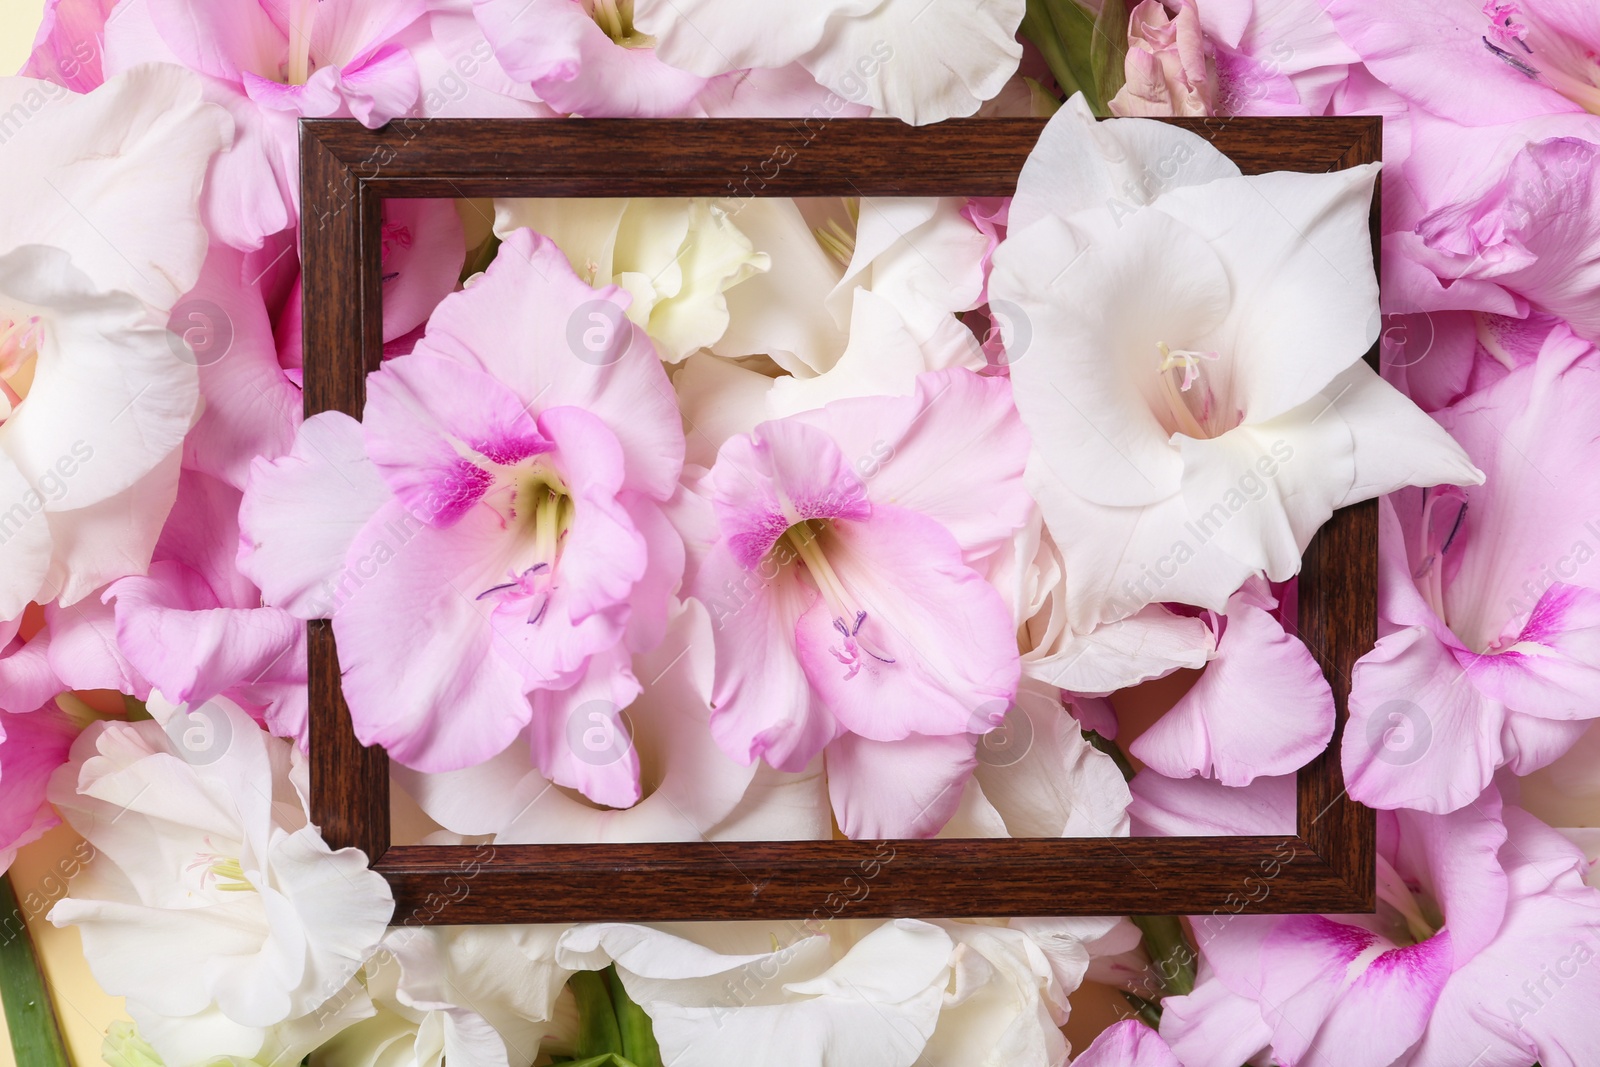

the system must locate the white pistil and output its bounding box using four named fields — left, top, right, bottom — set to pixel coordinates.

left=286, top=0, right=320, bottom=86
left=1473, top=311, right=1518, bottom=370
left=1376, top=856, right=1436, bottom=945
left=784, top=523, right=854, bottom=620
left=782, top=523, right=895, bottom=671
left=1154, top=341, right=1217, bottom=439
